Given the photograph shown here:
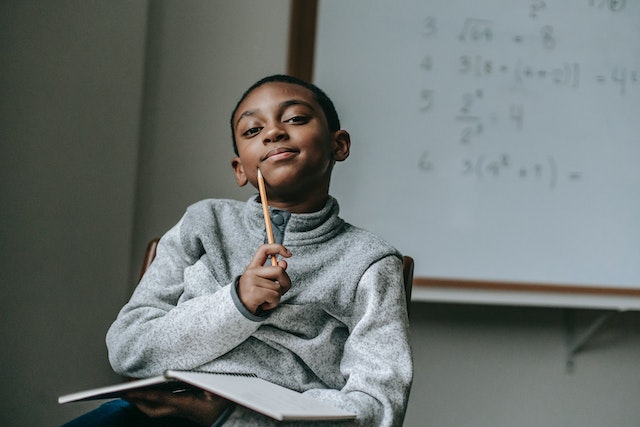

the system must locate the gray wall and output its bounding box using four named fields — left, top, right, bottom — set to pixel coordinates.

left=1, top=2, right=639, bottom=427
left=0, top=1, right=289, bottom=426
left=405, top=303, right=640, bottom=427
left=1, top=1, right=147, bottom=425
left=129, top=0, right=289, bottom=285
